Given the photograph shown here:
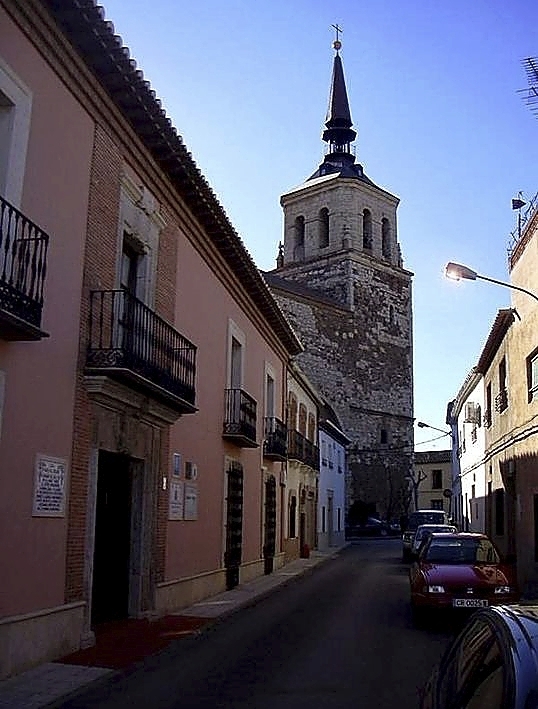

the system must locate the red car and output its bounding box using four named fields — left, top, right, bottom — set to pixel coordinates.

left=409, top=532, right=518, bottom=625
